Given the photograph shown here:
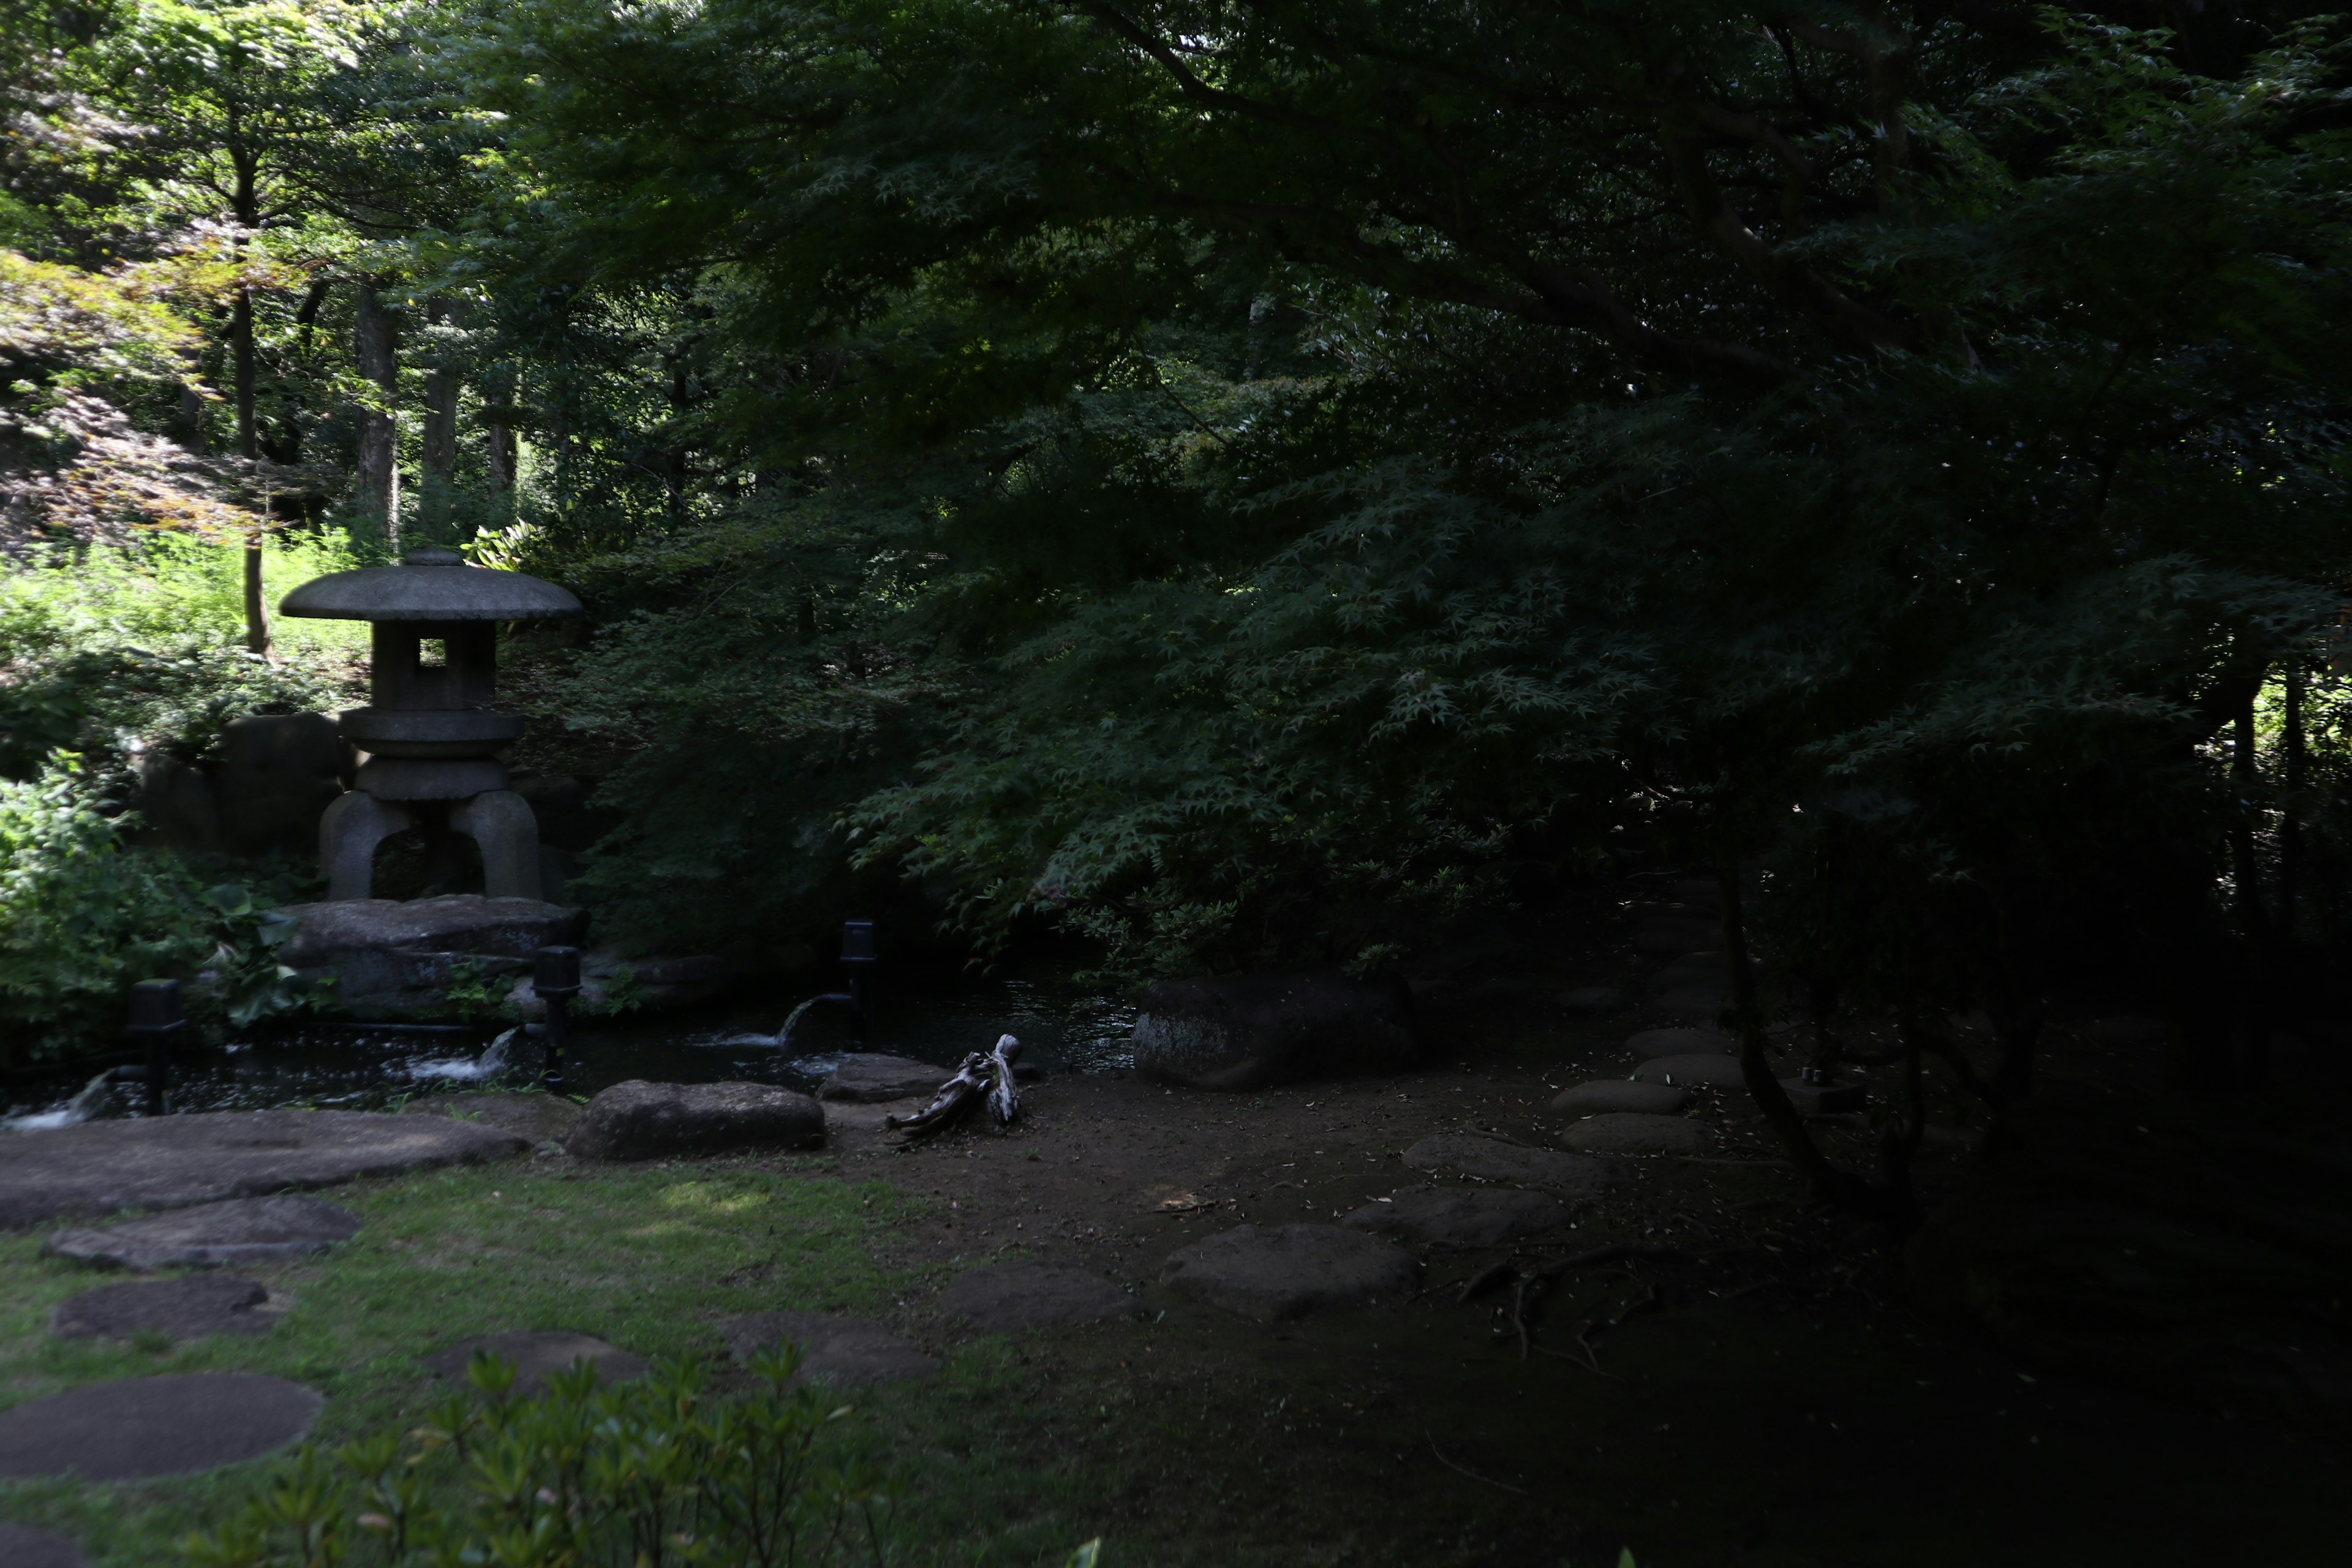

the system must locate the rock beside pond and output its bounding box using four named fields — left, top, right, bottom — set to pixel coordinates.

left=401, top=1090, right=582, bottom=1145
left=1401, top=1134, right=1618, bottom=1196
left=278, top=895, right=586, bottom=1019
left=720, top=1311, right=938, bottom=1387
left=1551, top=1080, right=1693, bottom=1116
left=1134, top=970, right=1419, bottom=1091
left=939, top=1262, right=1138, bottom=1332
left=1344, top=1186, right=1570, bottom=1246
left=53, top=1275, right=276, bottom=1343
left=821, top=1054, right=952, bottom=1102
left=424, top=1331, right=647, bottom=1396
left=565, top=1080, right=824, bottom=1161
left=1163, top=1224, right=1417, bottom=1321
left=0, top=1110, right=526, bottom=1229
left=1561, top=1113, right=1711, bottom=1156
left=46, top=1194, right=361, bottom=1270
